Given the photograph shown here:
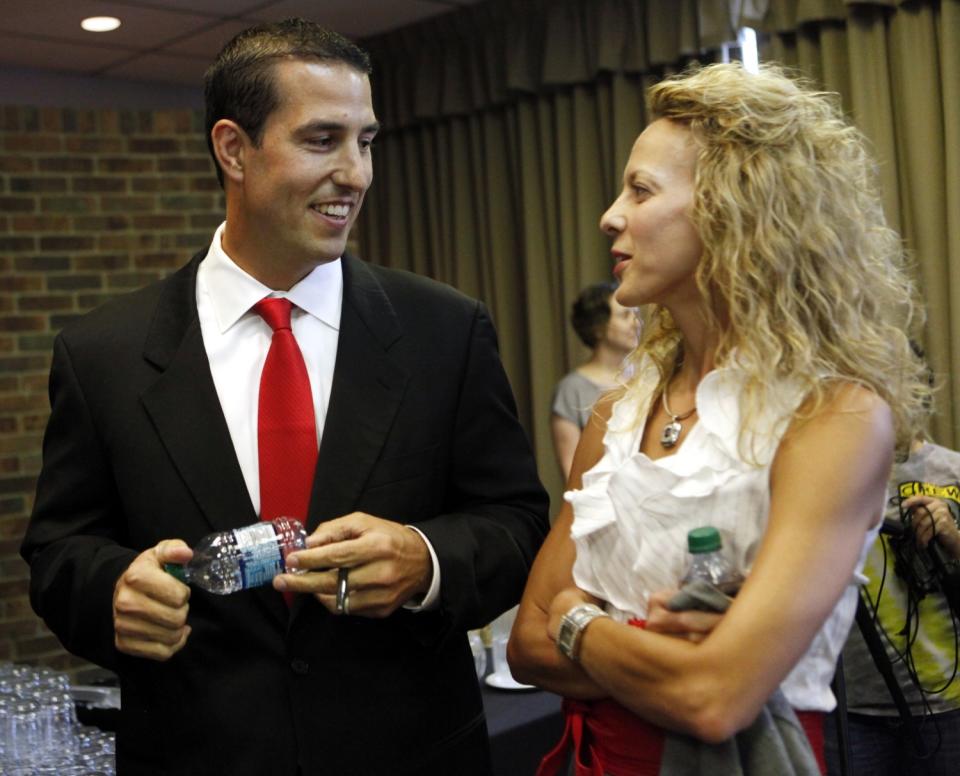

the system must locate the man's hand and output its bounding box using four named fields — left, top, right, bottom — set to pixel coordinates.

left=274, top=513, right=431, bottom=618
left=905, top=495, right=960, bottom=559
left=113, top=539, right=193, bottom=661
left=645, top=589, right=724, bottom=644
